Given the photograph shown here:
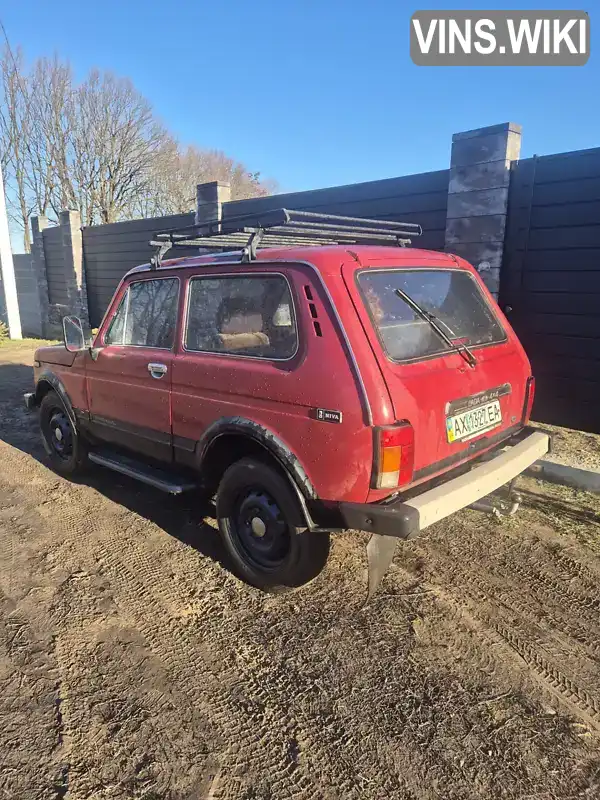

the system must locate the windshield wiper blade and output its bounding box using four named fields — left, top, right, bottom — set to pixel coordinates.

left=394, top=288, right=477, bottom=368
